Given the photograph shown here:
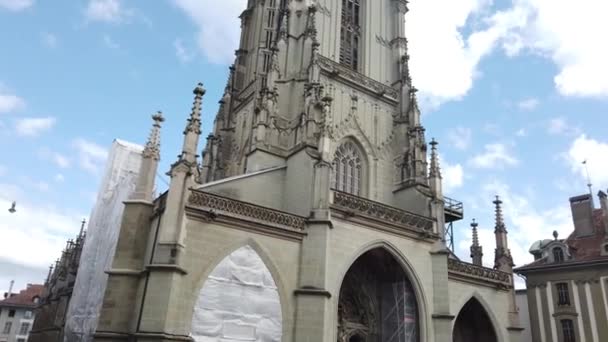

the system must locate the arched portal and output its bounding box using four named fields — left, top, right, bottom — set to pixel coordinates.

left=190, top=246, right=282, bottom=342
left=337, top=248, right=419, bottom=342
left=453, top=298, right=497, bottom=342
